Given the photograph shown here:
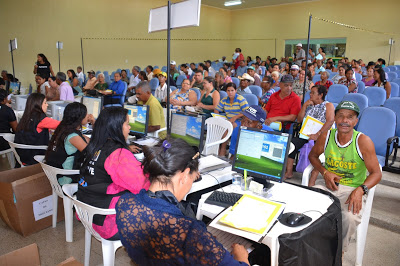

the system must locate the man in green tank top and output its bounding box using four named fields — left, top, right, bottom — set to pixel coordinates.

left=309, top=101, right=381, bottom=252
